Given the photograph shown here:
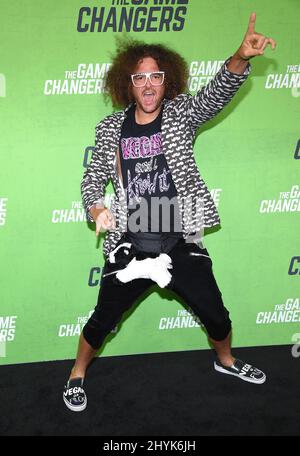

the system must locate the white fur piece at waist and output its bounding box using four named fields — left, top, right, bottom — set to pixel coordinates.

left=116, top=253, right=173, bottom=288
